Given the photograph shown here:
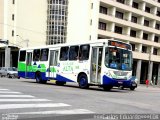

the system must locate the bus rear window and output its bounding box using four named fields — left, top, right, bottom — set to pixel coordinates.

left=19, top=51, right=26, bottom=61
